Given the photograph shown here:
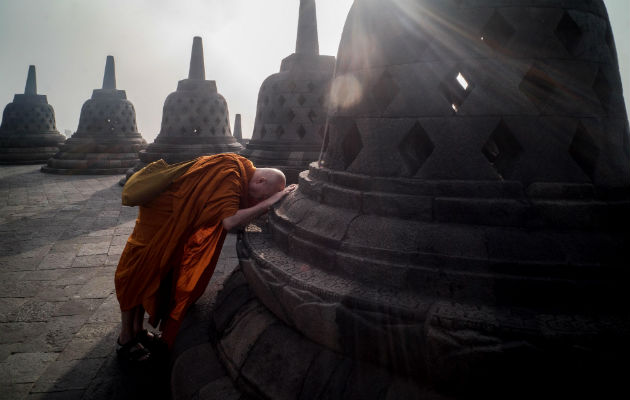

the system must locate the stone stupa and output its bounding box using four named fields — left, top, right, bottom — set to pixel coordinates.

left=42, top=56, right=146, bottom=174
left=136, top=36, right=242, bottom=167
left=208, top=0, right=630, bottom=398
left=240, top=0, right=335, bottom=183
left=0, top=66, right=66, bottom=164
